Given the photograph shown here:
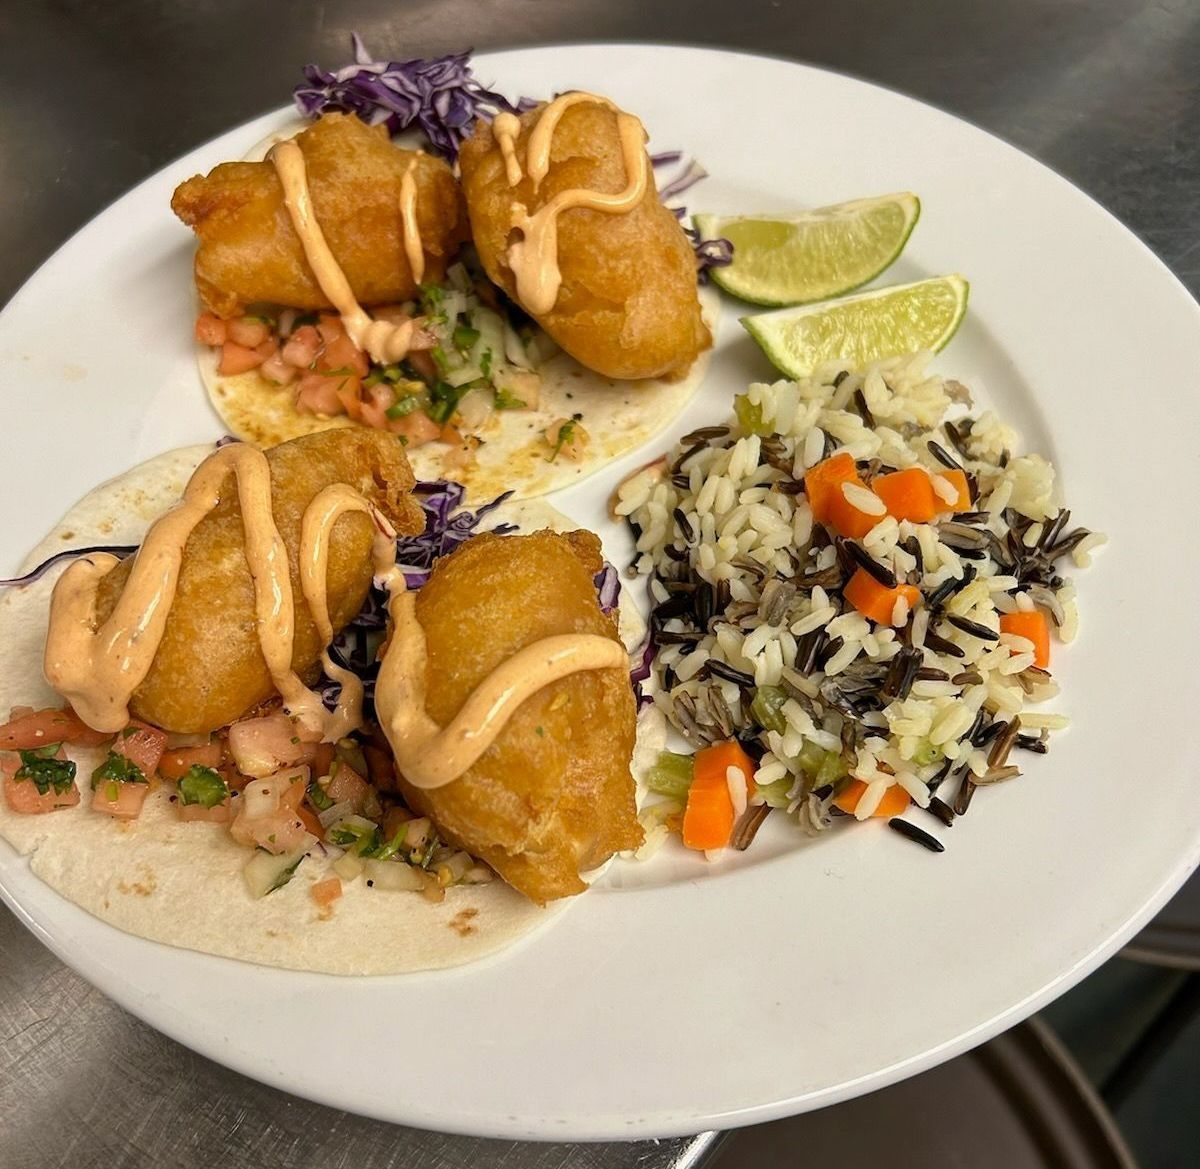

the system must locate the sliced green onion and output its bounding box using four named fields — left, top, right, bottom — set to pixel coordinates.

left=386, top=395, right=421, bottom=418
left=453, top=324, right=481, bottom=352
